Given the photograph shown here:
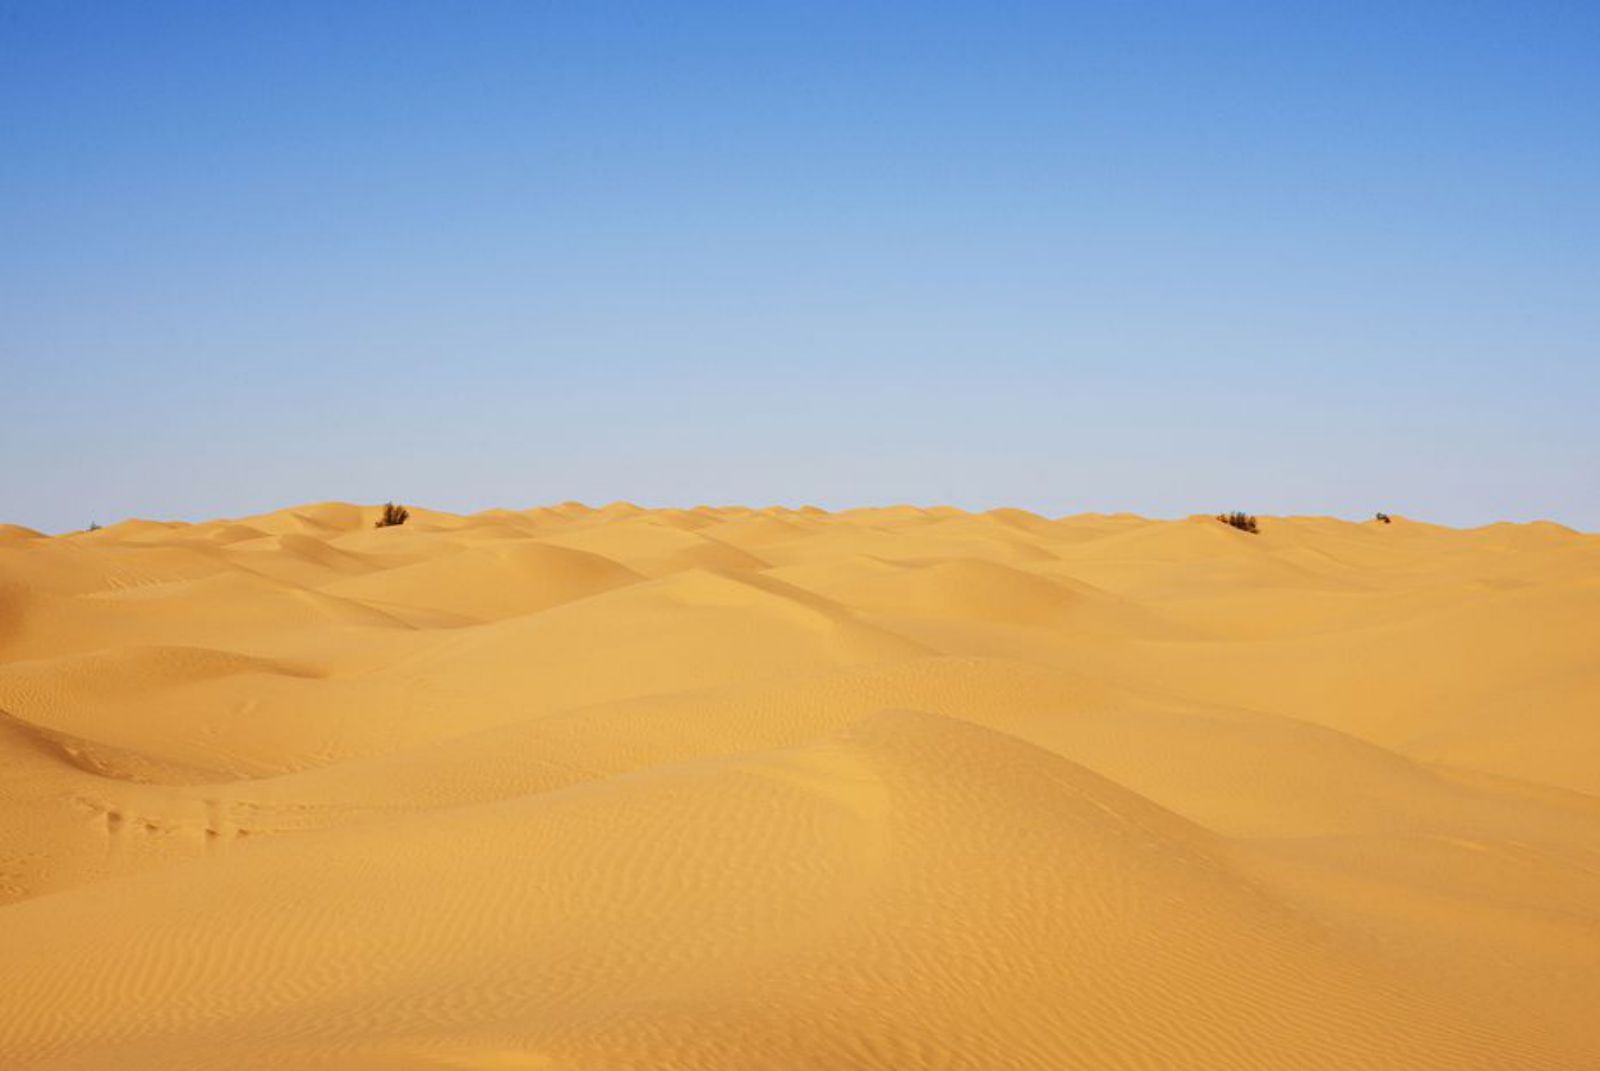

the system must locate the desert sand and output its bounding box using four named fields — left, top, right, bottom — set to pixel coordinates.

left=0, top=502, right=1596, bottom=1069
